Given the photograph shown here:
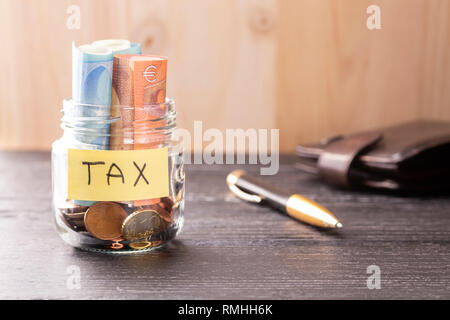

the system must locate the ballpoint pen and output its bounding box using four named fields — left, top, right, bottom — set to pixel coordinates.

left=227, top=170, right=343, bottom=229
